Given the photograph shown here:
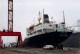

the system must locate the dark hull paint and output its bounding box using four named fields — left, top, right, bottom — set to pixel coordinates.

left=23, top=32, right=72, bottom=47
